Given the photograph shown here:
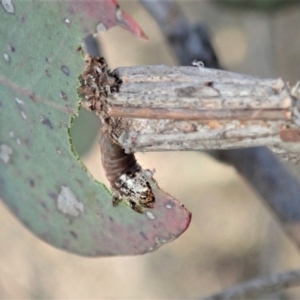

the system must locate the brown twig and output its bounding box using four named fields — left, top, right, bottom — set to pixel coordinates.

left=201, top=268, right=300, bottom=300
